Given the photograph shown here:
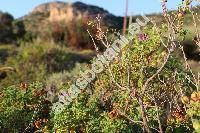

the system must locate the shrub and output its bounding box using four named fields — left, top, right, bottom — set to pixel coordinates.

left=0, top=11, right=14, bottom=43
left=50, top=1, right=200, bottom=132
left=12, top=20, right=26, bottom=40
left=0, top=82, right=51, bottom=132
